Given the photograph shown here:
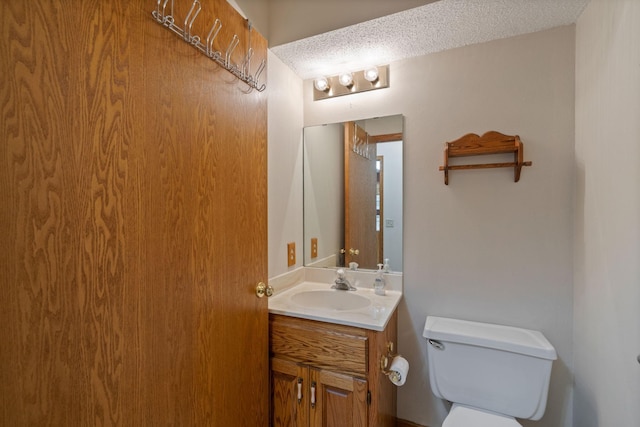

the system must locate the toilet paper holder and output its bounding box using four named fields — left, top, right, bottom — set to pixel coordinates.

left=380, top=342, right=409, bottom=386
left=380, top=342, right=399, bottom=376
